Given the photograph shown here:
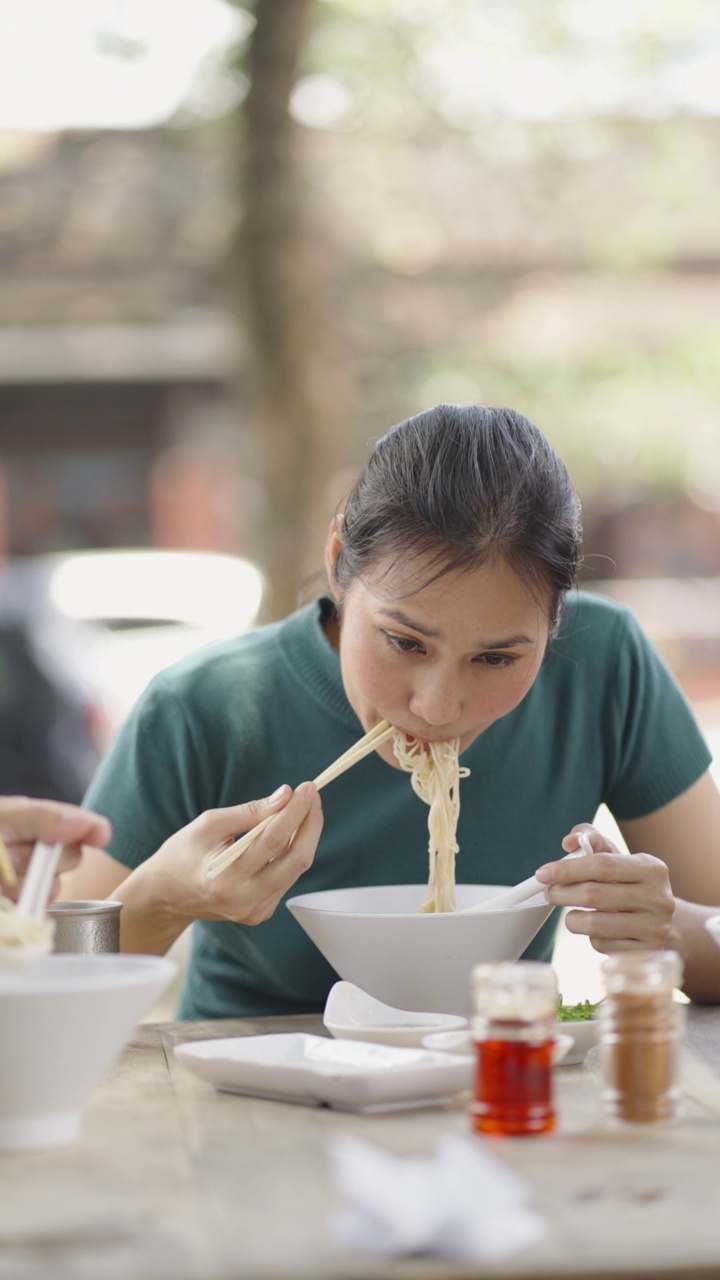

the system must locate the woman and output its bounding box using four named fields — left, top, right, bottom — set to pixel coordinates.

left=63, top=404, right=720, bottom=1016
